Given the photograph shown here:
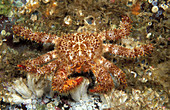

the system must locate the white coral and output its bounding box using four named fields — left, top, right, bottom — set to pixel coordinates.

left=3, top=73, right=51, bottom=105
left=7, top=94, right=32, bottom=104
left=13, top=77, right=32, bottom=99
left=69, top=77, right=90, bottom=101
left=2, top=74, right=92, bottom=105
